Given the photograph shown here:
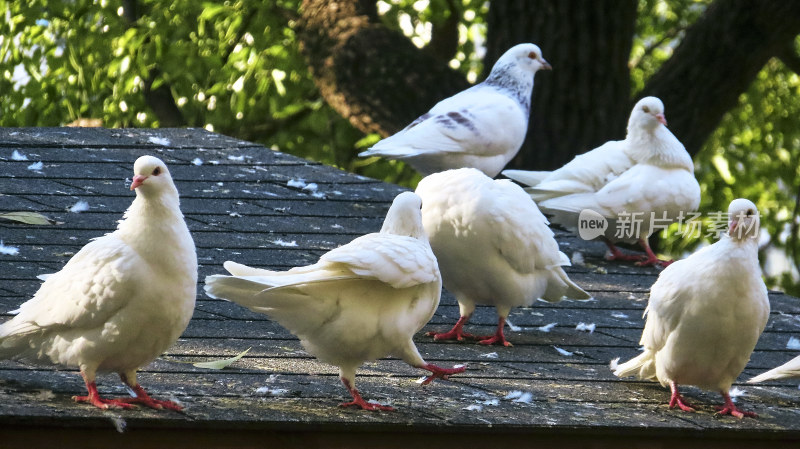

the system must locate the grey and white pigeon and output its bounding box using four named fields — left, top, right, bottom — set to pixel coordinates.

left=359, top=43, right=551, bottom=178
left=415, top=168, right=590, bottom=346
left=0, top=155, right=197, bottom=410
left=748, top=355, right=800, bottom=383
left=504, top=97, right=700, bottom=267
left=611, top=199, right=769, bottom=418
left=204, top=192, right=465, bottom=411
